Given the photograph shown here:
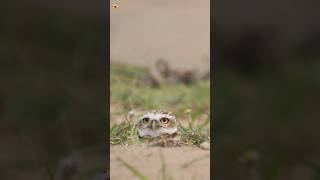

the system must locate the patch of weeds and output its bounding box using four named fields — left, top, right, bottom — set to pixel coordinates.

left=110, top=63, right=210, bottom=114
left=178, top=110, right=210, bottom=146
left=110, top=63, right=210, bottom=147
left=110, top=120, right=138, bottom=145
